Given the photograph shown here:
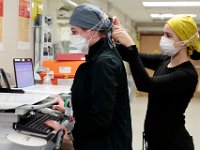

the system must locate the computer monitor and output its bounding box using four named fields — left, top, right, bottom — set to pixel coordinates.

left=13, top=58, right=35, bottom=88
